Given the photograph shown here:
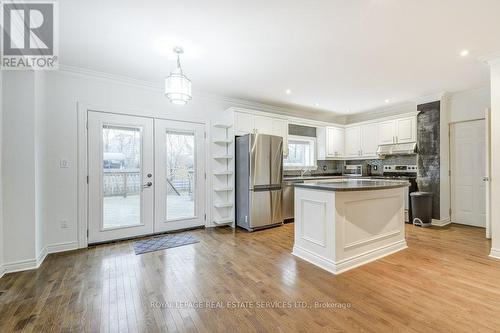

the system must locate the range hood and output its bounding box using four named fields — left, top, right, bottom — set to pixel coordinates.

left=377, top=142, right=417, bottom=157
